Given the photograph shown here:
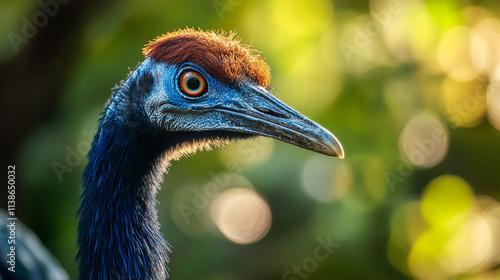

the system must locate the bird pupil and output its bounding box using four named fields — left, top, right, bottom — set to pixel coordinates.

left=187, top=77, right=200, bottom=91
